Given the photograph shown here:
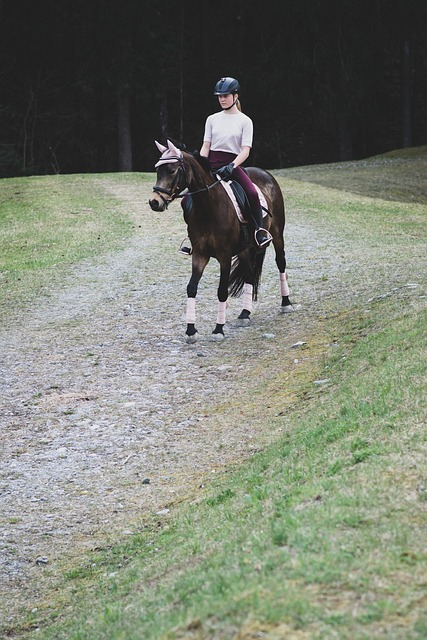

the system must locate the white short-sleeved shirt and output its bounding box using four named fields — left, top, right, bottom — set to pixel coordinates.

left=203, top=111, right=253, bottom=155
